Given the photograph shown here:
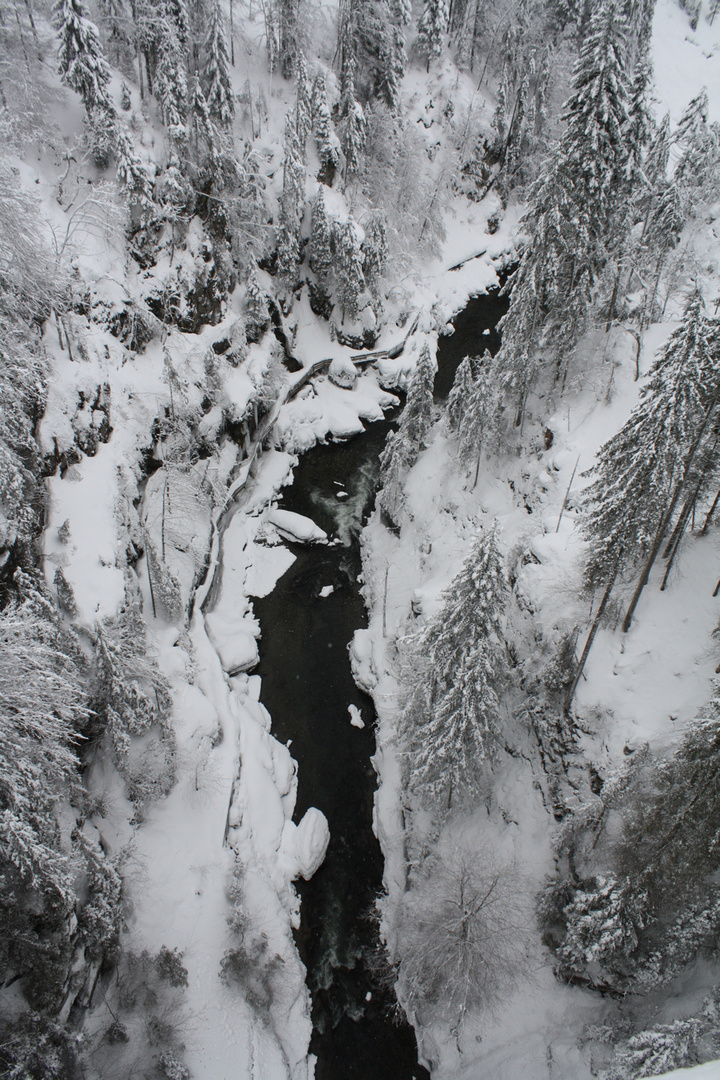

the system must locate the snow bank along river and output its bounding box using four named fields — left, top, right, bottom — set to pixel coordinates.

left=252, top=286, right=508, bottom=1079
